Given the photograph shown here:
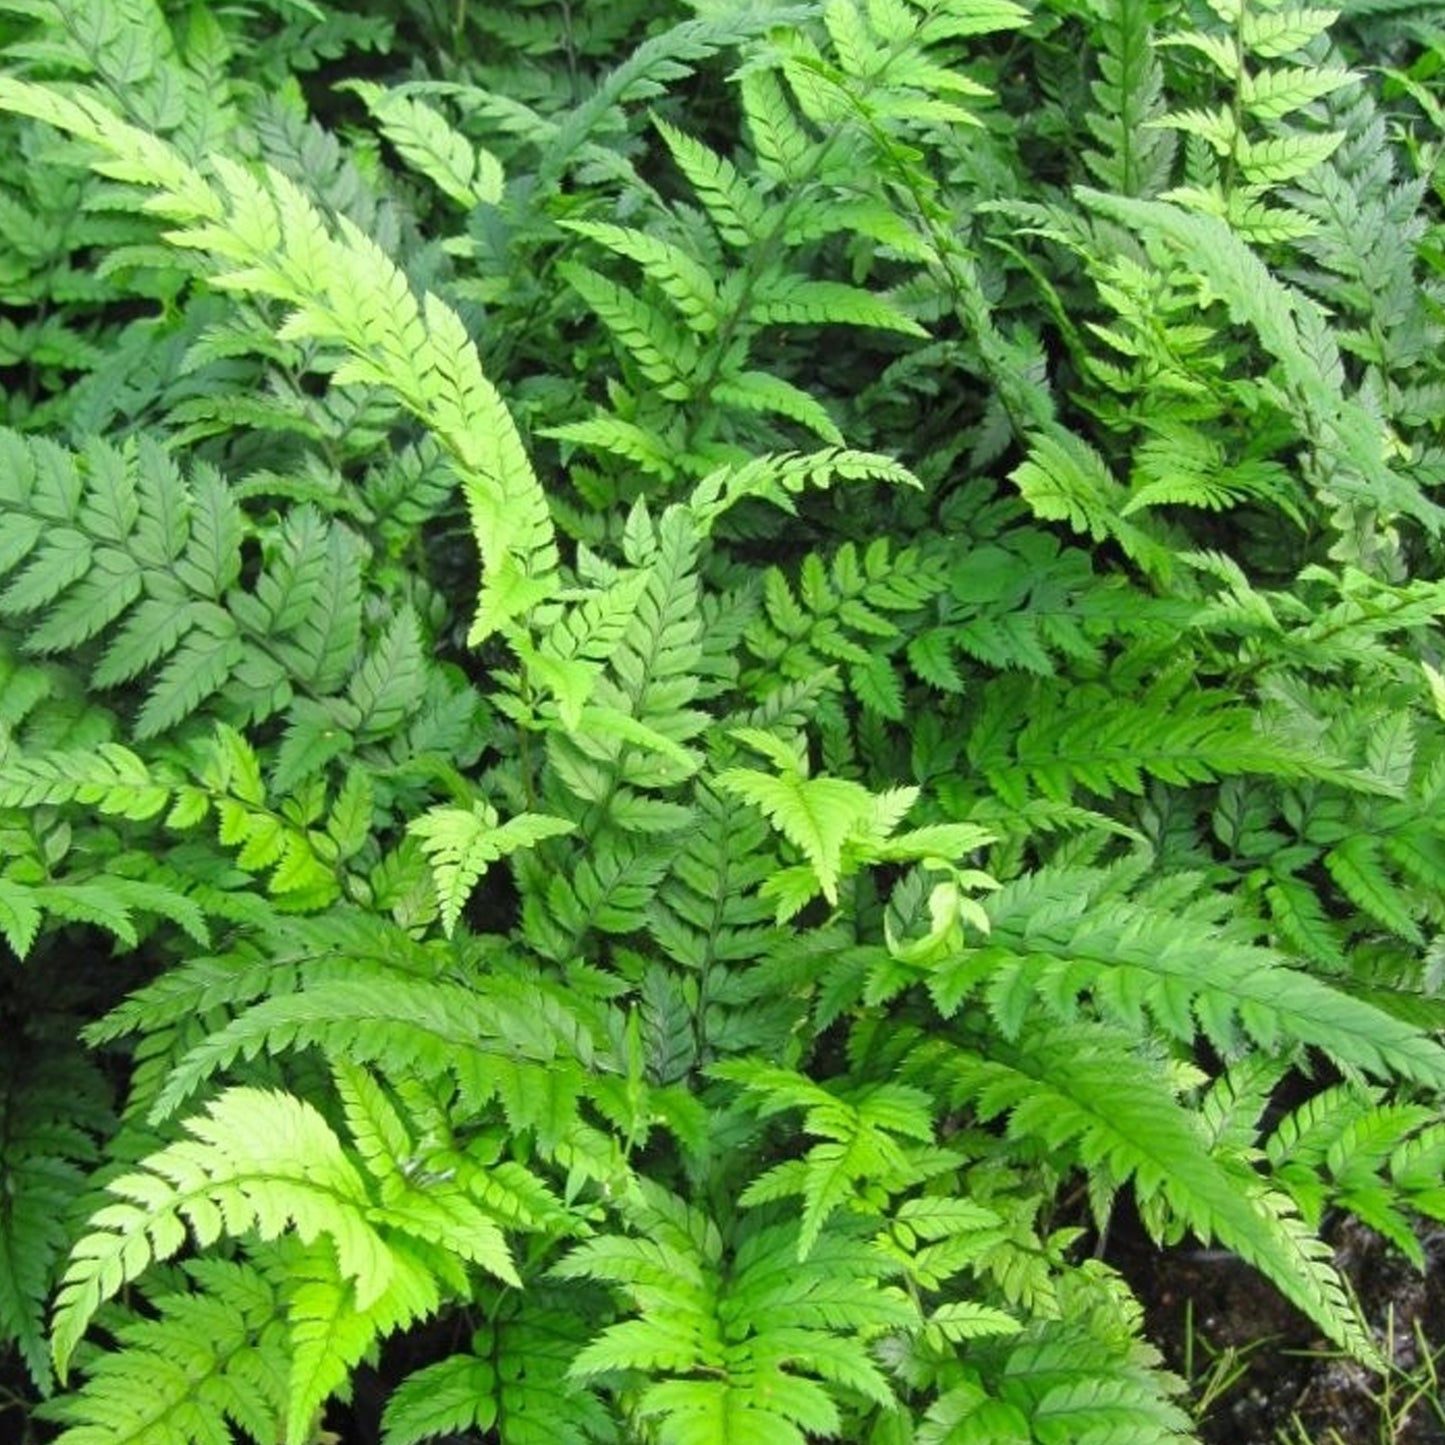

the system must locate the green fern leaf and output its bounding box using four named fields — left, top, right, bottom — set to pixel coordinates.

left=0, top=876, right=43, bottom=957
left=40, top=1260, right=290, bottom=1445
left=652, top=115, right=766, bottom=248
left=1029, top=1374, right=1194, bottom=1442
left=560, top=219, right=720, bottom=334
left=0, top=98, right=560, bottom=647
left=0, top=1053, right=107, bottom=1394
left=558, top=260, right=700, bottom=395
left=381, top=1353, right=498, bottom=1444
left=0, top=741, right=170, bottom=819
left=688, top=448, right=921, bottom=532
left=271, top=699, right=355, bottom=795
left=1083, top=0, right=1176, bottom=195
left=0, top=529, right=92, bottom=616
left=968, top=866, right=1445, bottom=1087
left=149, top=966, right=594, bottom=1124
left=560, top=1199, right=909, bottom=1443
left=332, top=1060, right=411, bottom=1188
left=1242, top=6, right=1338, bottom=56
left=715, top=765, right=876, bottom=907
left=713, top=370, right=844, bottom=444
left=24, top=548, right=143, bottom=655
left=935, top=1026, right=1378, bottom=1360
left=342, top=81, right=499, bottom=207
left=748, top=276, right=928, bottom=338
left=1265, top=875, right=1348, bottom=969
left=1078, top=190, right=1445, bottom=532
left=284, top=1237, right=440, bottom=1445
left=850, top=651, right=905, bottom=720
left=1241, top=64, right=1356, bottom=120
left=740, top=69, right=814, bottom=184
left=31, top=881, right=140, bottom=949
left=90, top=596, right=197, bottom=691
left=1236, top=131, right=1343, bottom=185
left=172, top=466, right=244, bottom=600
left=722, top=1066, right=935, bottom=1254
left=348, top=607, right=426, bottom=740
left=545, top=414, right=679, bottom=482
left=51, top=1087, right=391, bottom=1381
left=1325, top=834, right=1424, bottom=943
left=135, top=617, right=245, bottom=738
left=408, top=802, right=574, bottom=937
left=1010, top=428, right=1173, bottom=577
left=907, top=629, right=965, bottom=693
